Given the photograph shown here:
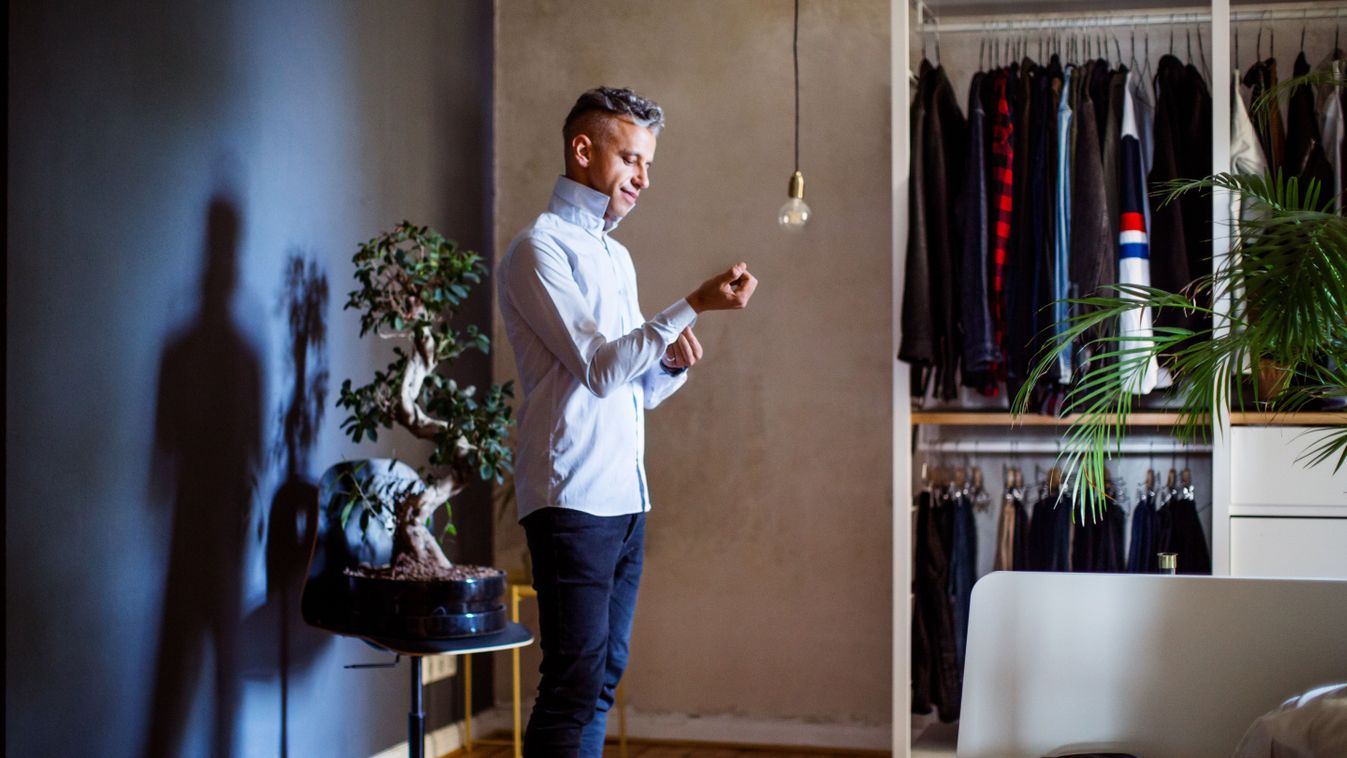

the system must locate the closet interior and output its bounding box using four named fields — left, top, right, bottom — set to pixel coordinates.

left=892, top=1, right=1347, bottom=755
